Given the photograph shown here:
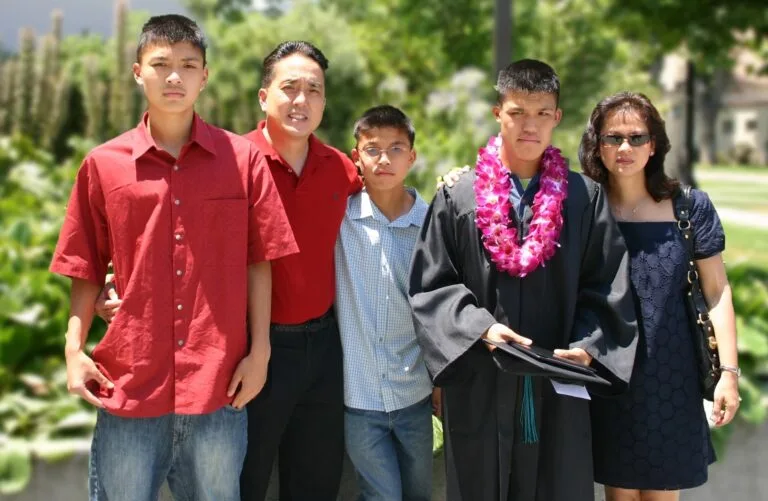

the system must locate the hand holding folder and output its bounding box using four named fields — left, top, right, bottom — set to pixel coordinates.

left=484, top=339, right=610, bottom=386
